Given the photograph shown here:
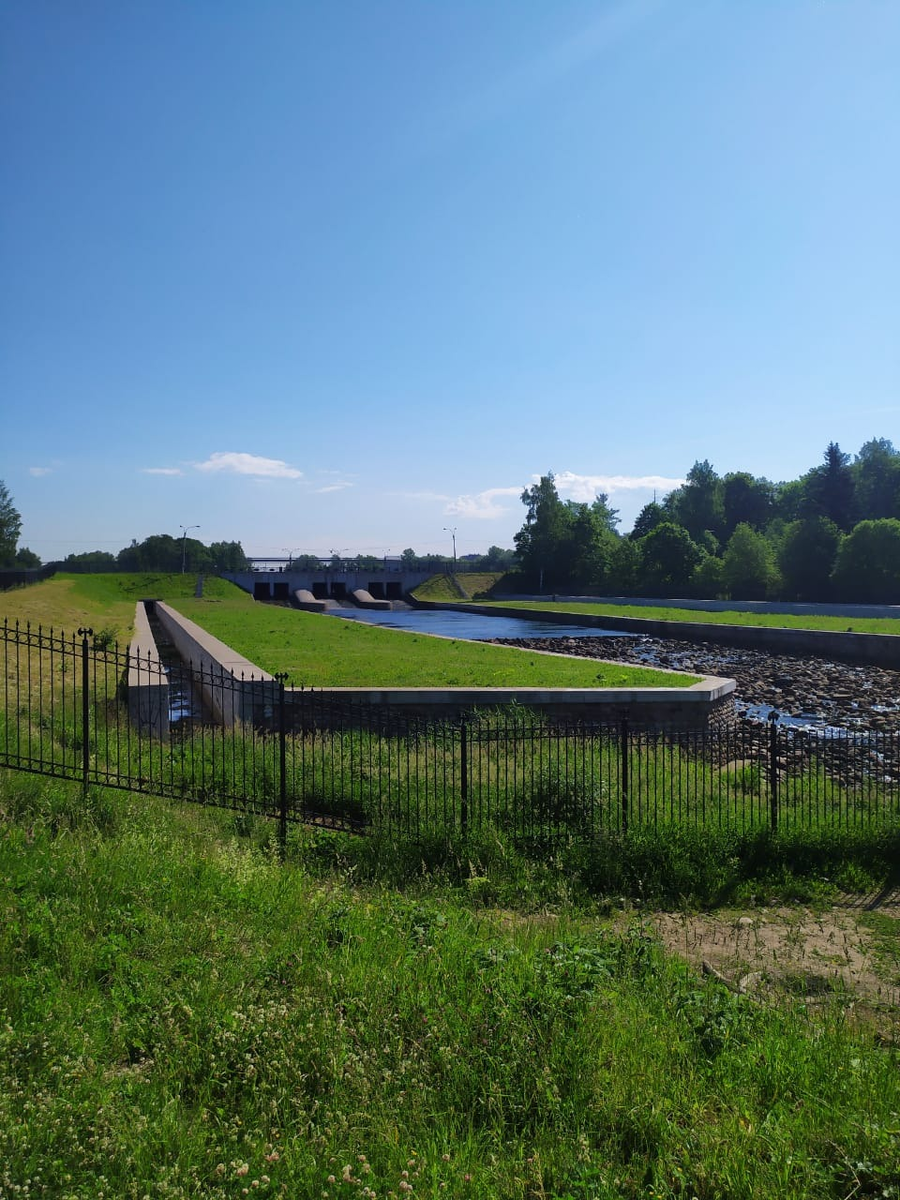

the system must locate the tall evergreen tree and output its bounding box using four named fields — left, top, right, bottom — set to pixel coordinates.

left=806, top=442, right=855, bottom=531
